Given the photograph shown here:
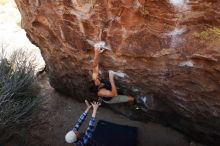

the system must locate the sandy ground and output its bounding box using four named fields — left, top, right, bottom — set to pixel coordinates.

left=16, top=74, right=206, bottom=146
